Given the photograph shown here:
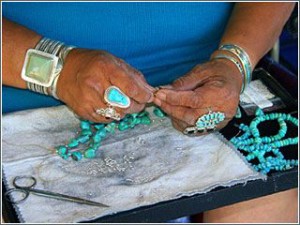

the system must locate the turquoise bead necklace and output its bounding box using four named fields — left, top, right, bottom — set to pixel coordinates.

left=55, top=107, right=166, bottom=161
left=230, top=108, right=298, bottom=174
